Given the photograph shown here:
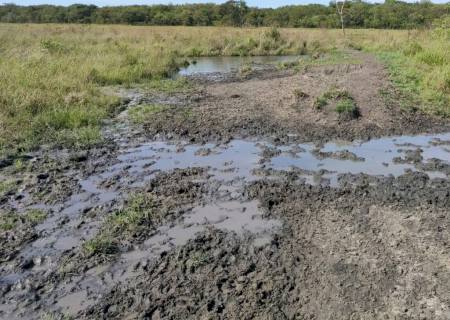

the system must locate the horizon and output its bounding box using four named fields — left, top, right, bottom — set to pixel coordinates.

left=5, top=0, right=450, bottom=8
